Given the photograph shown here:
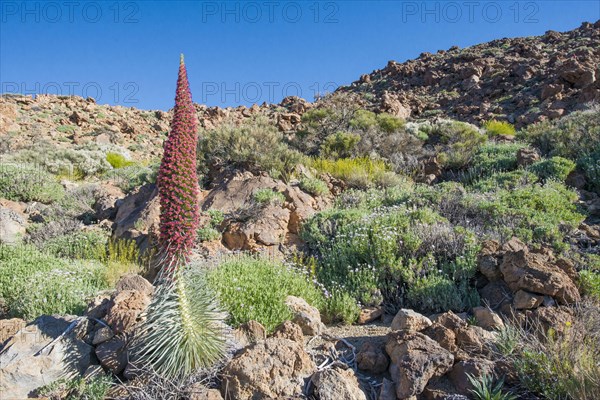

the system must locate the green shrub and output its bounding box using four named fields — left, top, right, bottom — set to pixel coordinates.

left=310, top=157, right=392, bottom=189
left=0, top=163, right=65, bottom=203
left=530, top=157, right=576, bottom=182
left=301, top=199, right=480, bottom=316
left=466, top=142, right=525, bottom=178
left=579, top=270, right=600, bottom=301
left=253, top=188, right=285, bottom=206
left=518, top=108, right=600, bottom=192
left=197, top=226, right=221, bottom=242
left=376, top=113, right=405, bottom=133
left=0, top=245, right=108, bottom=319
left=5, top=142, right=112, bottom=178
left=198, top=116, right=304, bottom=180
left=207, top=255, right=325, bottom=332
left=103, top=163, right=156, bottom=192
left=508, top=306, right=600, bottom=400
left=38, top=375, right=112, bottom=400
left=471, top=170, right=538, bottom=192
left=106, top=152, right=134, bottom=168
left=41, top=230, right=109, bottom=261
left=299, top=177, right=329, bottom=196
left=407, top=273, right=479, bottom=314
left=484, top=120, right=516, bottom=136
left=321, top=288, right=361, bottom=324
left=474, top=181, right=584, bottom=248
left=433, top=120, right=487, bottom=169
left=349, top=109, right=378, bottom=130
left=320, top=131, right=360, bottom=159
